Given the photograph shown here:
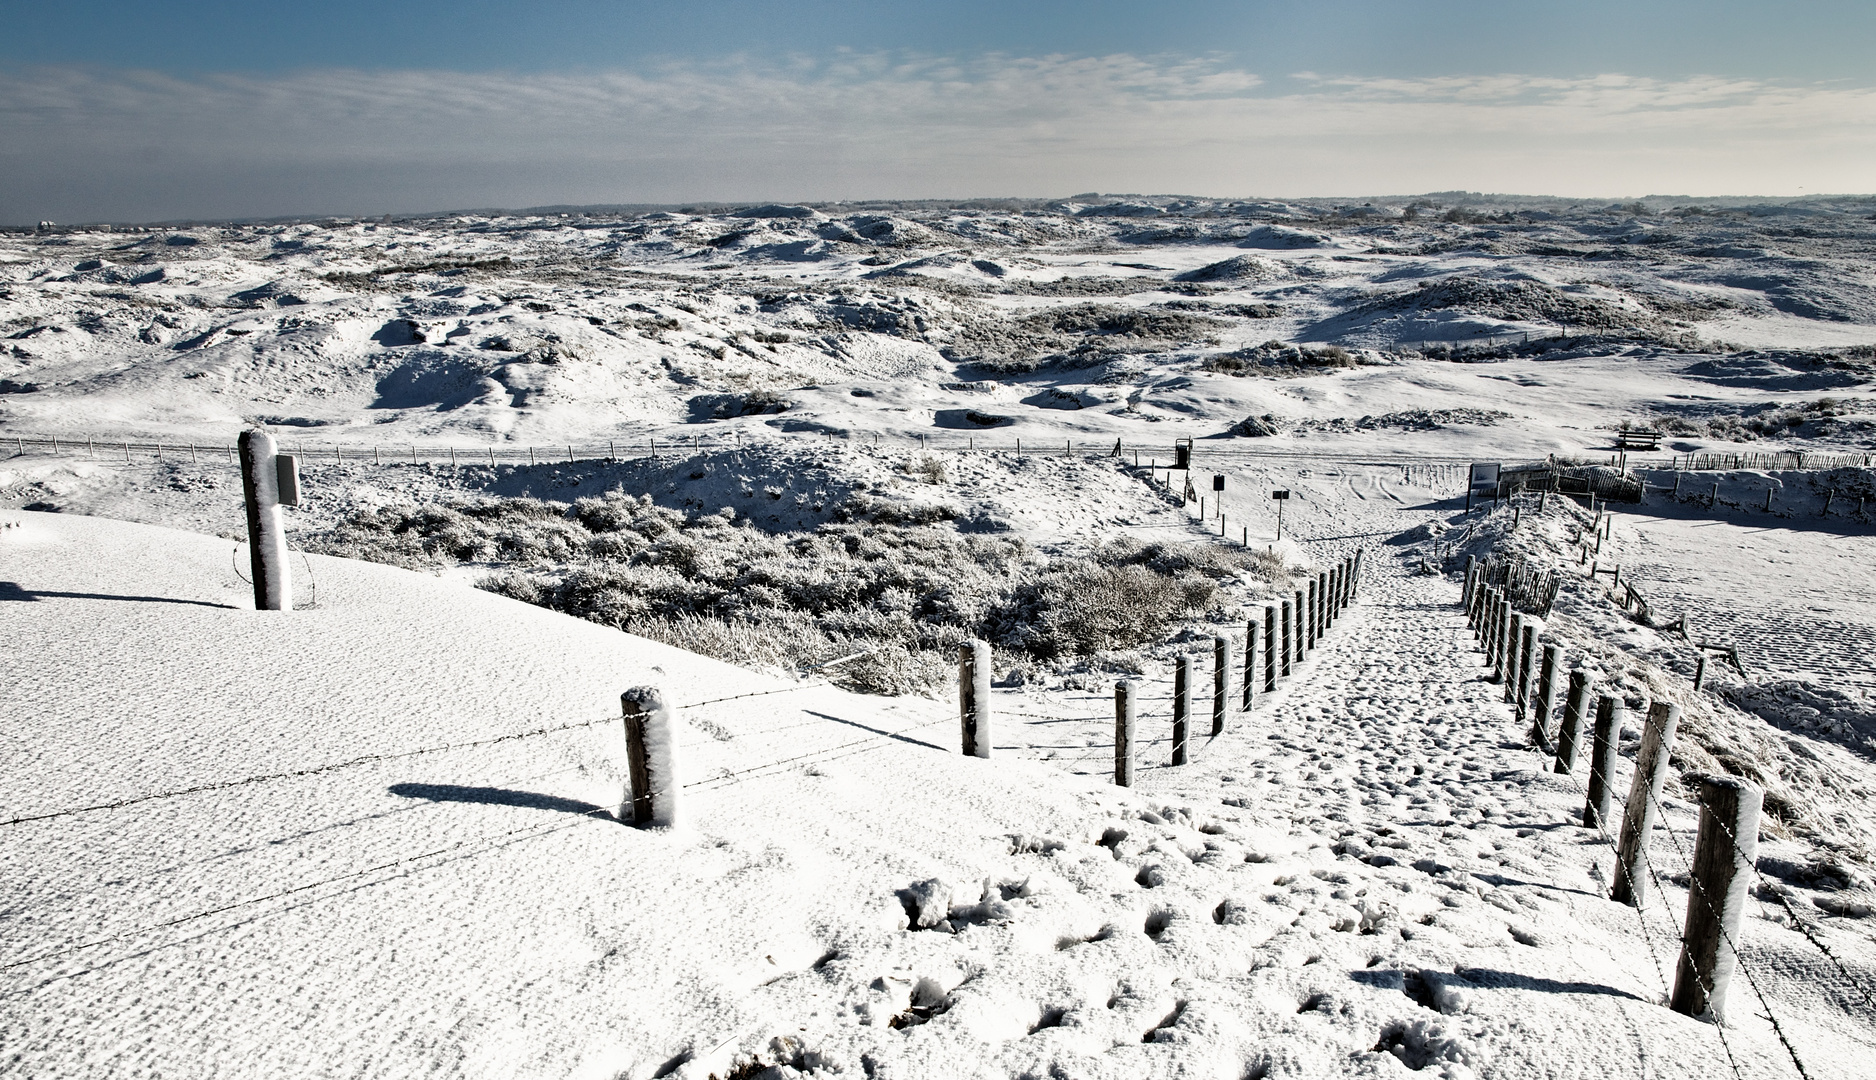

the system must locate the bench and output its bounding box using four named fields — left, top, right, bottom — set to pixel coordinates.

left=1614, top=429, right=1662, bottom=451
